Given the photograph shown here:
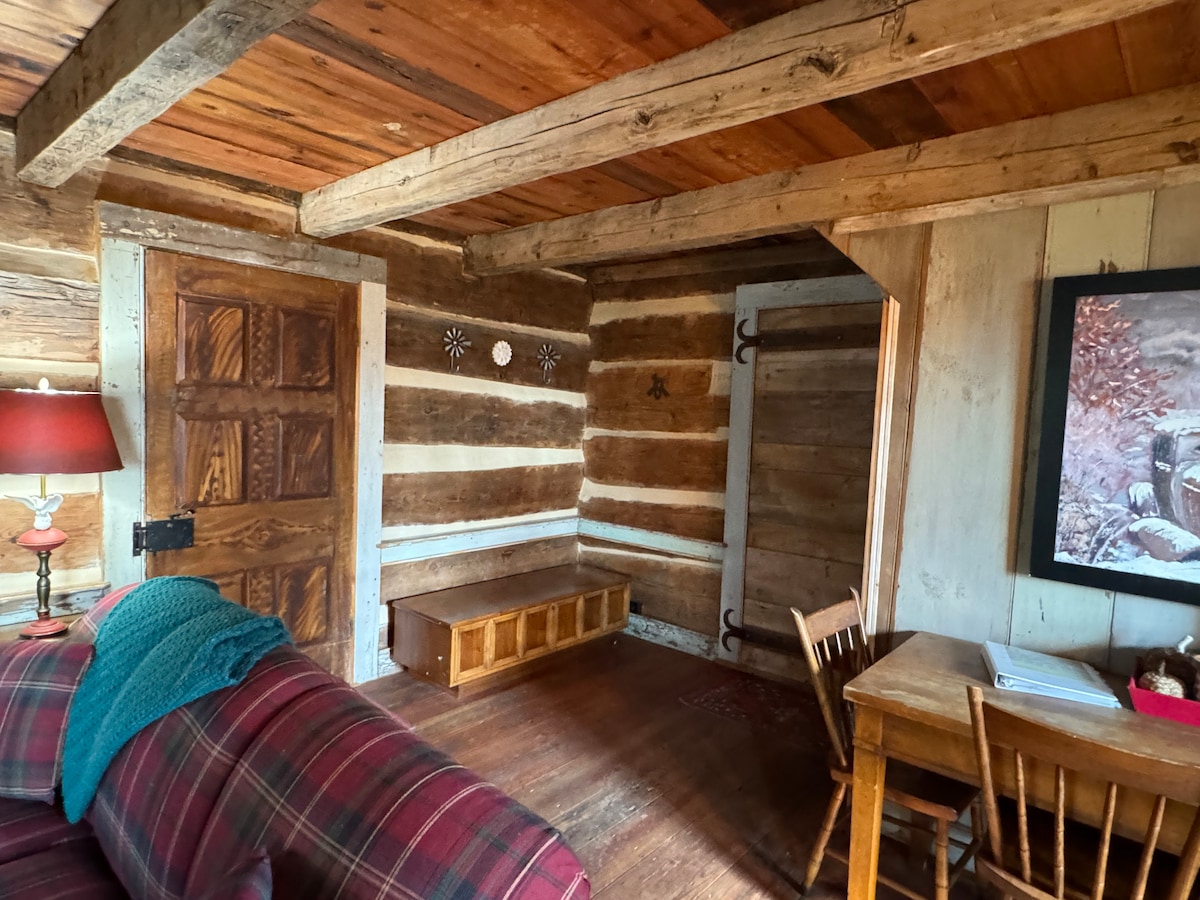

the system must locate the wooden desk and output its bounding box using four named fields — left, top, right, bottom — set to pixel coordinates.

left=843, top=632, right=1200, bottom=900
